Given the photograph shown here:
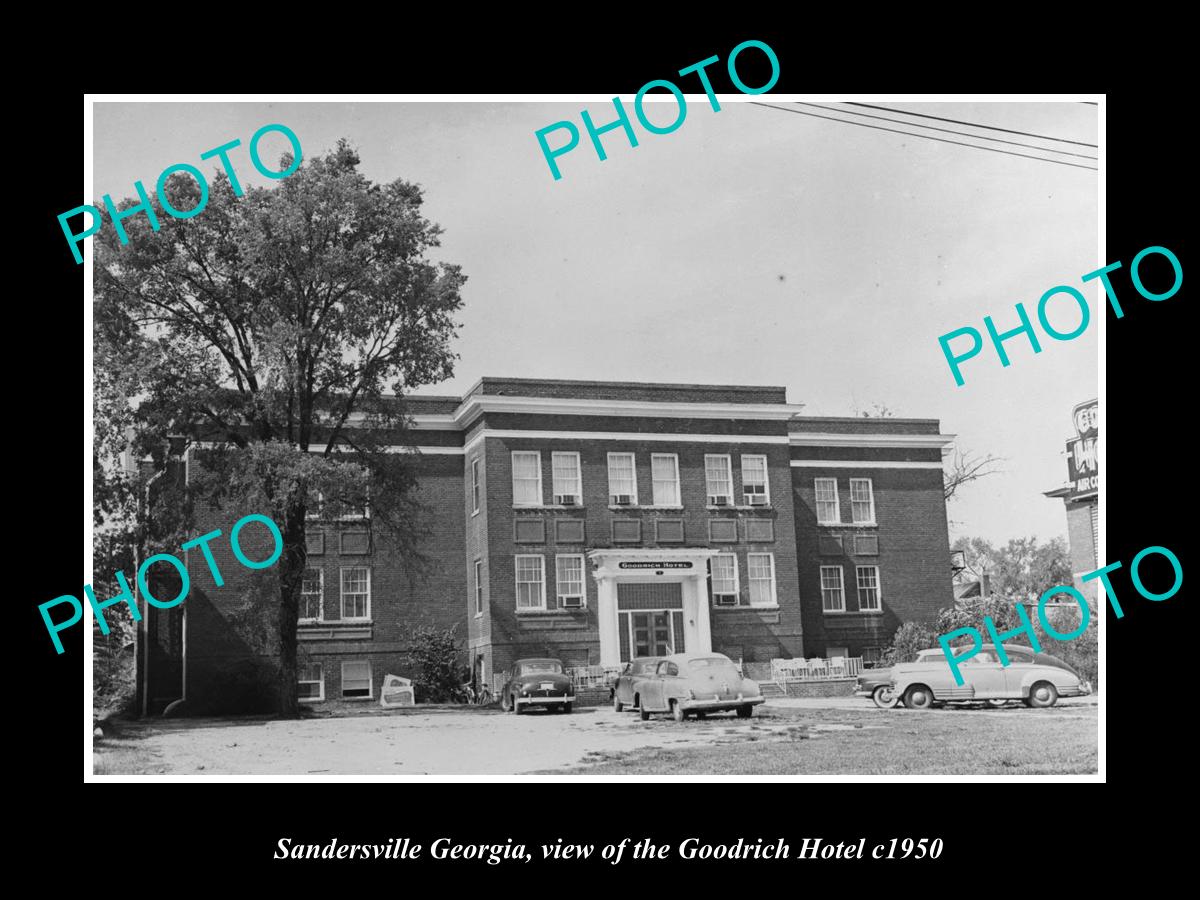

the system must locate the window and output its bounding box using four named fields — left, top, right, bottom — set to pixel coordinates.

left=710, top=553, right=739, bottom=605
left=650, top=453, right=680, bottom=506
left=299, top=568, right=323, bottom=622
left=556, top=555, right=585, bottom=608
left=607, top=452, right=638, bottom=505
left=340, top=566, right=371, bottom=621
left=341, top=660, right=372, bottom=699
left=850, top=478, right=875, bottom=524
left=856, top=565, right=882, bottom=611
left=815, top=478, right=841, bottom=524
left=551, top=452, right=582, bottom=505
left=741, top=455, right=770, bottom=505
left=820, top=565, right=846, bottom=612
left=511, top=451, right=542, bottom=506
left=298, top=663, right=324, bottom=702
left=471, top=457, right=481, bottom=514
left=474, top=559, right=484, bottom=616
left=747, top=553, right=777, bottom=607
left=515, top=555, right=546, bottom=610
left=705, top=455, right=734, bottom=505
